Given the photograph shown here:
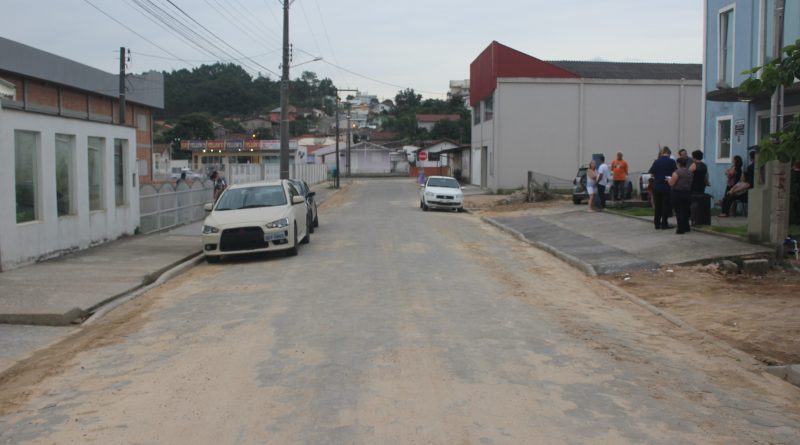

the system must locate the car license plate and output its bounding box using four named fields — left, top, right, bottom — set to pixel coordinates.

left=264, top=232, right=286, bottom=242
